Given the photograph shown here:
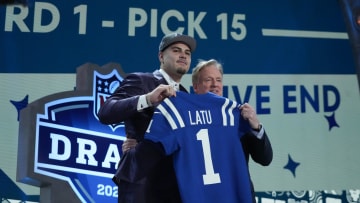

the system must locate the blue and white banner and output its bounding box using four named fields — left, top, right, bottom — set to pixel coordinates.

left=1, top=0, right=359, bottom=203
